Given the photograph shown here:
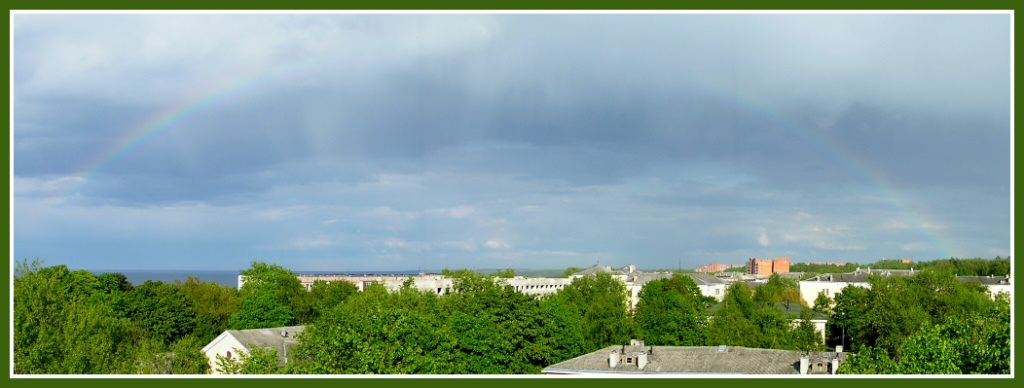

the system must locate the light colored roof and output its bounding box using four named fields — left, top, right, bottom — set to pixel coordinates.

left=803, top=273, right=871, bottom=283
left=686, top=273, right=726, bottom=285
left=573, top=264, right=618, bottom=276
left=631, top=273, right=671, bottom=284
left=203, top=325, right=305, bottom=367
left=226, top=326, right=305, bottom=351
left=543, top=345, right=844, bottom=374
left=958, top=275, right=1011, bottom=285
